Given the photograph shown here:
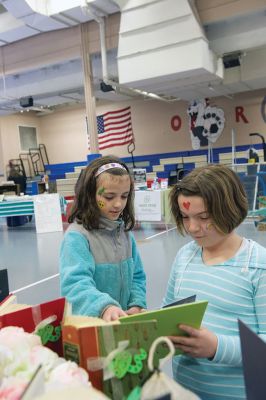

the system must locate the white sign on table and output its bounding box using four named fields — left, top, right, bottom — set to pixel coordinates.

left=134, top=190, right=161, bottom=221
left=33, top=193, right=63, bottom=233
